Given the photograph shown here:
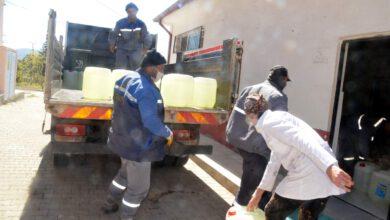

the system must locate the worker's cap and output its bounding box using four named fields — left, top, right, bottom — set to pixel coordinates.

left=141, top=49, right=167, bottom=68
left=269, top=65, right=291, bottom=81
left=125, top=2, right=139, bottom=11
